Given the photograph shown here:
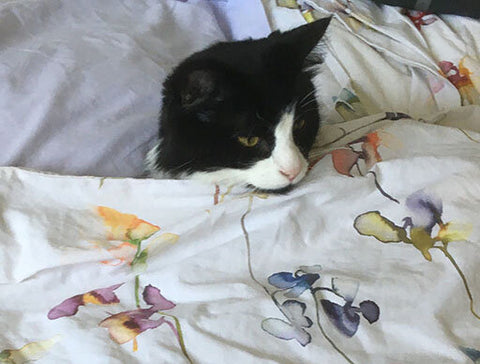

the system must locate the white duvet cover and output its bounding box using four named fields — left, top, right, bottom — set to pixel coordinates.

left=2, top=1, right=480, bottom=363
